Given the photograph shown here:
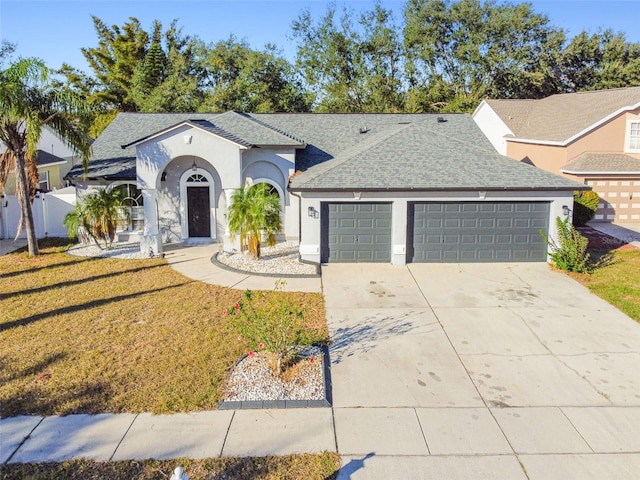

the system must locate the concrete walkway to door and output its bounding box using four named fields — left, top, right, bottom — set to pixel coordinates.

left=325, top=263, right=640, bottom=479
